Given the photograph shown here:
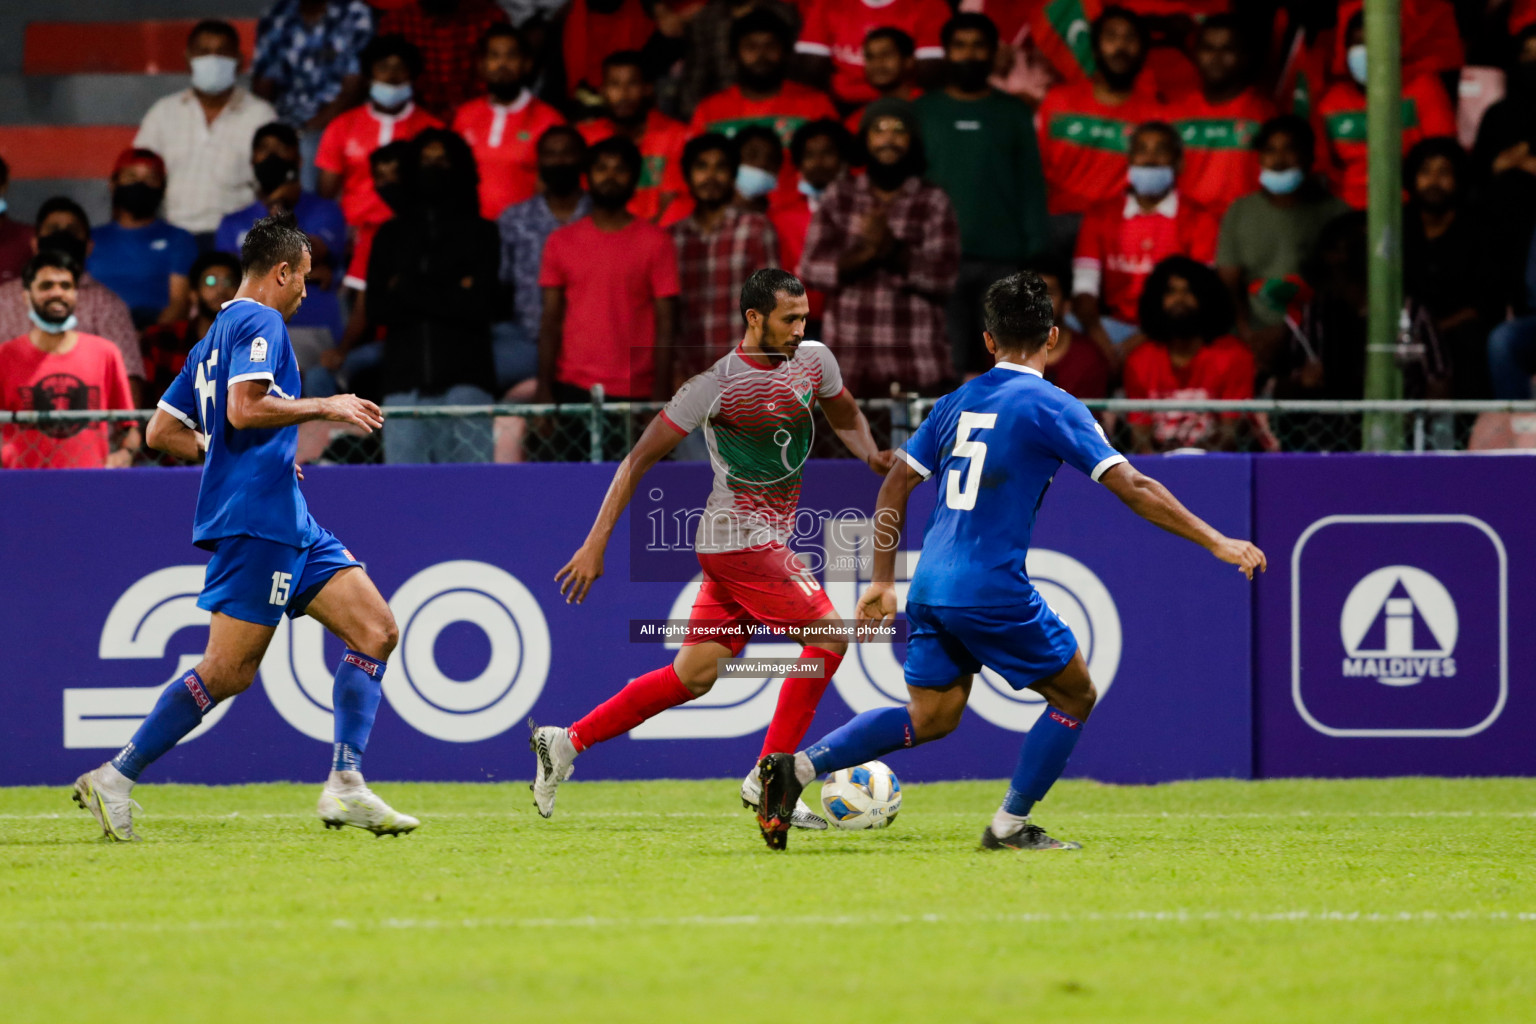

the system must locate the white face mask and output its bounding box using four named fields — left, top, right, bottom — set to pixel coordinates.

left=190, top=54, right=239, bottom=95
left=29, top=307, right=78, bottom=335
left=1347, top=45, right=1368, bottom=87
left=735, top=164, right=778, bottom=199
